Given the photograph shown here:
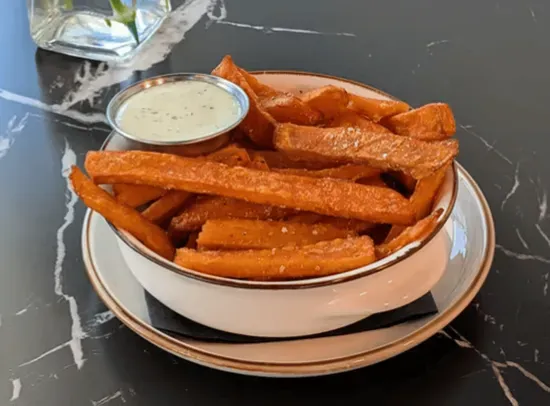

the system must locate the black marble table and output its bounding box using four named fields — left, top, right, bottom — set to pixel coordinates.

left=1, top=0, right=549, bottom=404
